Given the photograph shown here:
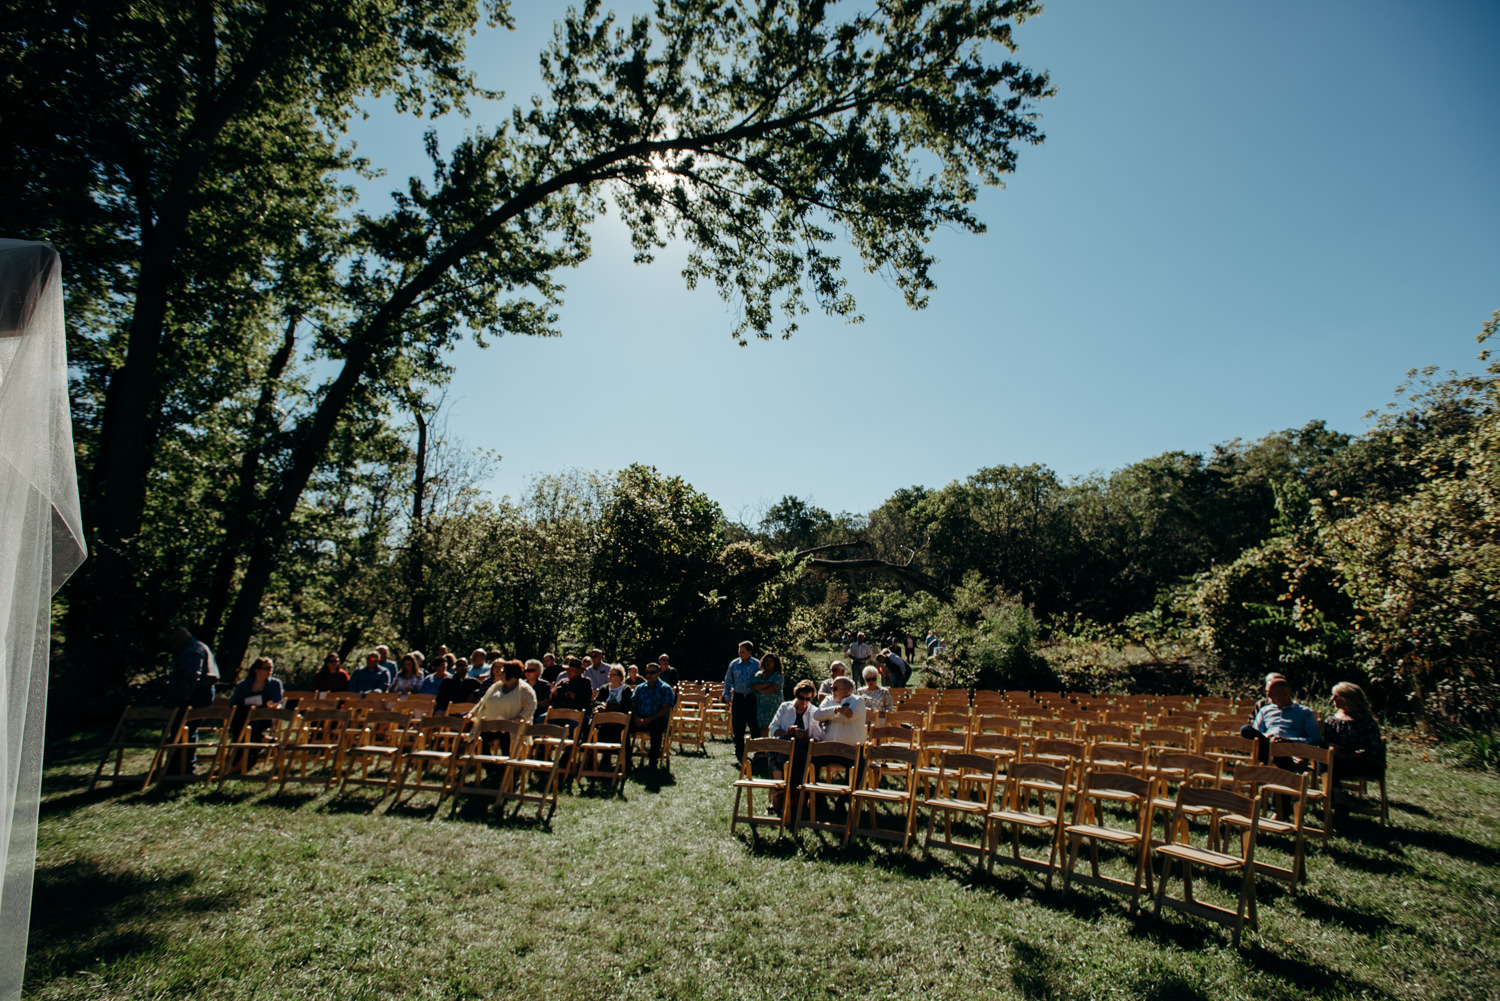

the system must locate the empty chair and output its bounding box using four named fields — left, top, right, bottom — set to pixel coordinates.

left=1030, top=738, right=1086, bottom=770
left=275, top=709, right=352, bottom=791
left=1222, top=764, right=1309, bottom=889
left=915, top=730, right=970, bottom=798
left=1200, top=734, right=1257, bottom=771
left=795, top=740, right=862, bottom=838
left=670, top=699, right=708, bottom=755
left=1269, top=741, right=1334, bottom=844
left=339, top=710, right=411, bottom=795
left=90, top=706, right=176, bottom=792
left=1152, top=785, right=1260, bottom=947
left=1061, top=770, right=1155, bottom=913
left=985, top=761, right=1072, bottom=888
left=847, top=745, right=920, bottom=850
left=1149, top=752, right=1223, bottom=844
left=969, top=733, right=1023, bottom=775
left=1139, top=728, right=1194, bottom=764
left=395, top=715, right=469, bottom=804
left=731, top=737, right=794, bottom=836
left=503, top=722, right=569, bottom=820
left=919, top=751, right=1000, bottom=861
